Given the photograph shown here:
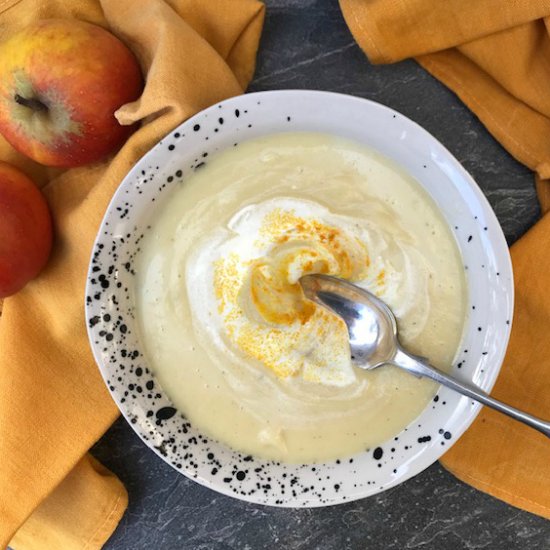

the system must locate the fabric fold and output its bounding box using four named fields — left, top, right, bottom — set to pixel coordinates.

left=0, top=1, right=264, bottom=547
left=340, top=0, right=550, bottom=62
